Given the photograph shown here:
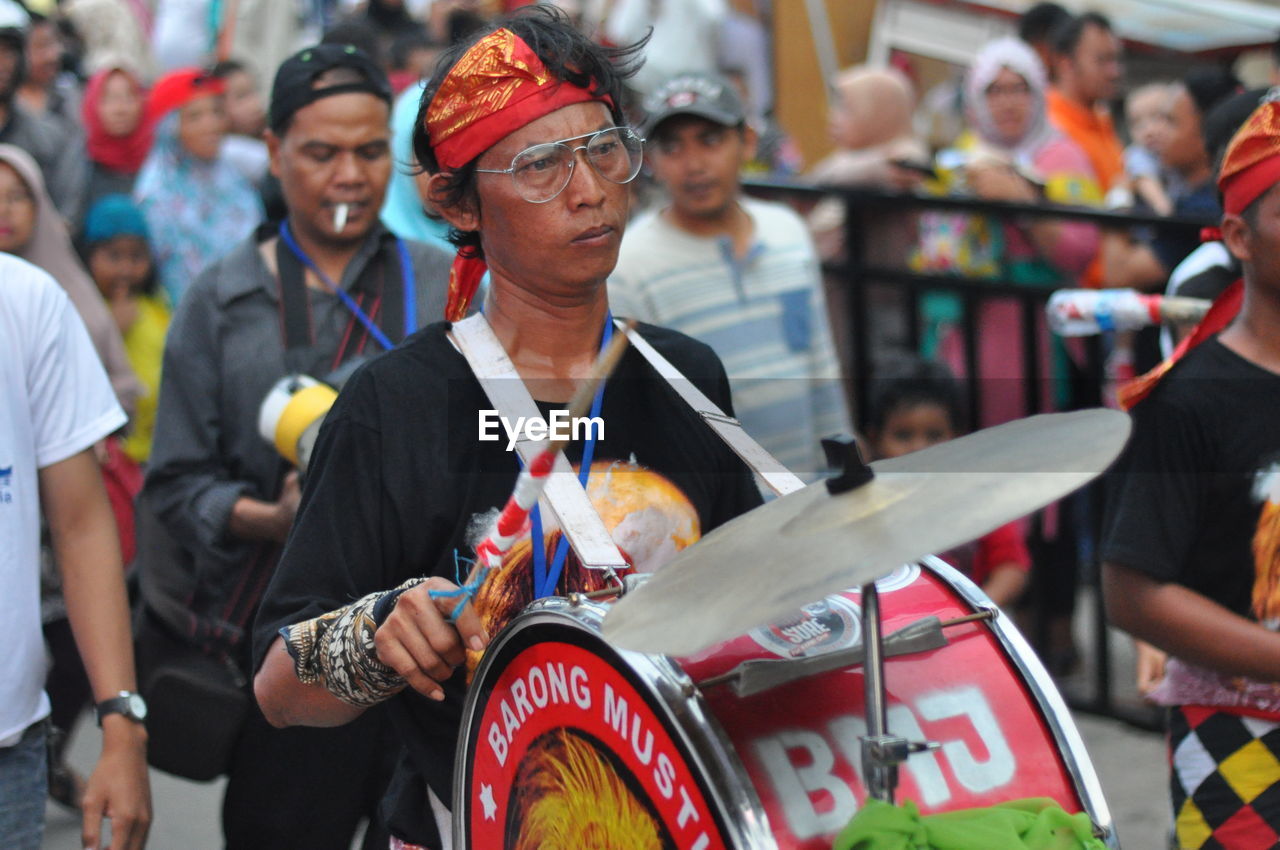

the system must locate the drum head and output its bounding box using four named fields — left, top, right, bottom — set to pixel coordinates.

left=455, top=570, right=1115, bottom=849
left=453, top=598, right=773, bottom=850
